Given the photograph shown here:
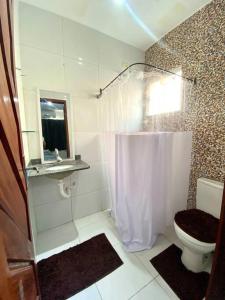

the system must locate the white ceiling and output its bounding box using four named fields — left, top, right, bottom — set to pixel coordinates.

left=19, top=0, right=211, bottom=50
